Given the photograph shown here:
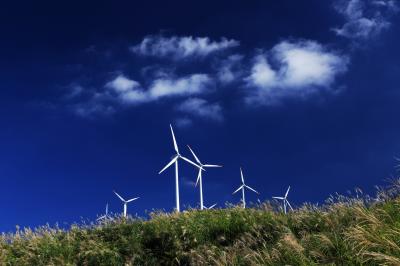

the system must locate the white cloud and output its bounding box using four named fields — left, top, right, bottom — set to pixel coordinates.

left=333, top=0, right=398, bottom=40
left=102, top=73, right=212, bottom=106
left=105, top=75, right=149, bottom=105
left=177, top=98, right=223, bottom=121
left=105, top=75, right=140, bottom=92
left=149, top=74, right=212, bottom=99
left=131, top=35, right=239, bottom=60
left=246, top=40, right=349, bottom=104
